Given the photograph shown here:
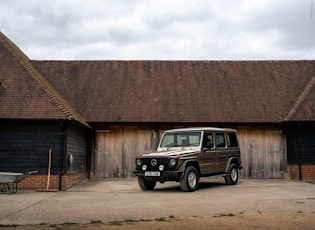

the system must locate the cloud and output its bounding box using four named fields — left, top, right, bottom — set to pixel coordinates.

left=1, top=0, right=314, bottom=60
